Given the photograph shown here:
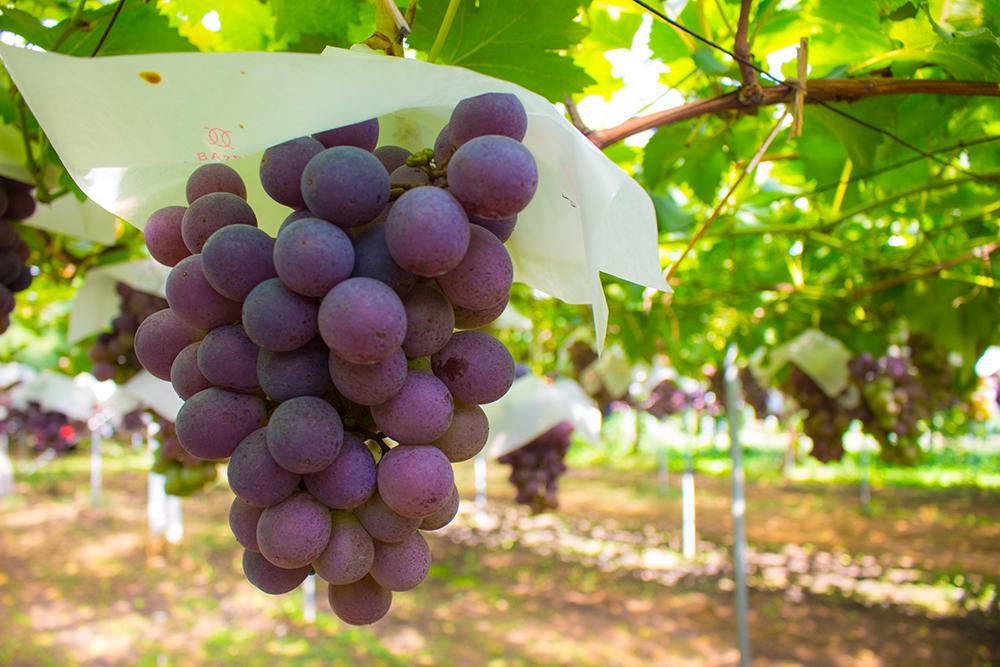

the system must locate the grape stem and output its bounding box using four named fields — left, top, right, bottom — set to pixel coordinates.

left=428, top=0, right=462, bottom=64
